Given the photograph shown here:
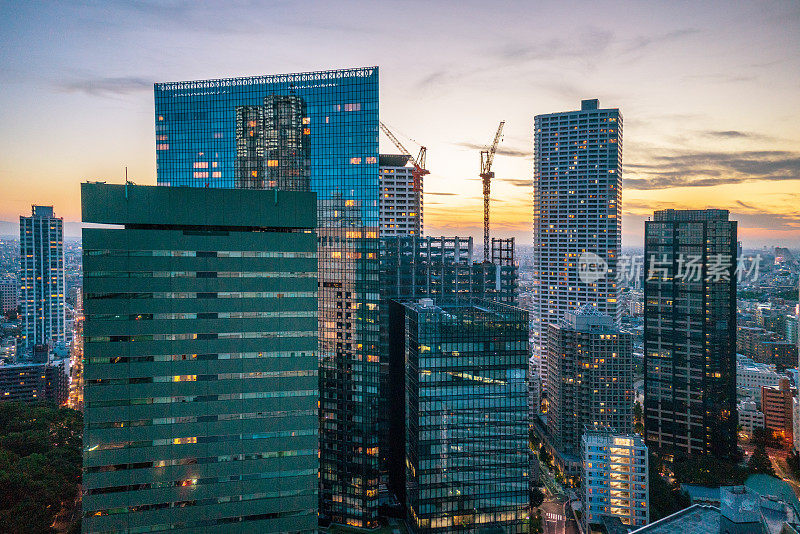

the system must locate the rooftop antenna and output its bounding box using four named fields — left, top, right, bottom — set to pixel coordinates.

left=125, top=166, right=128, bottom=199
